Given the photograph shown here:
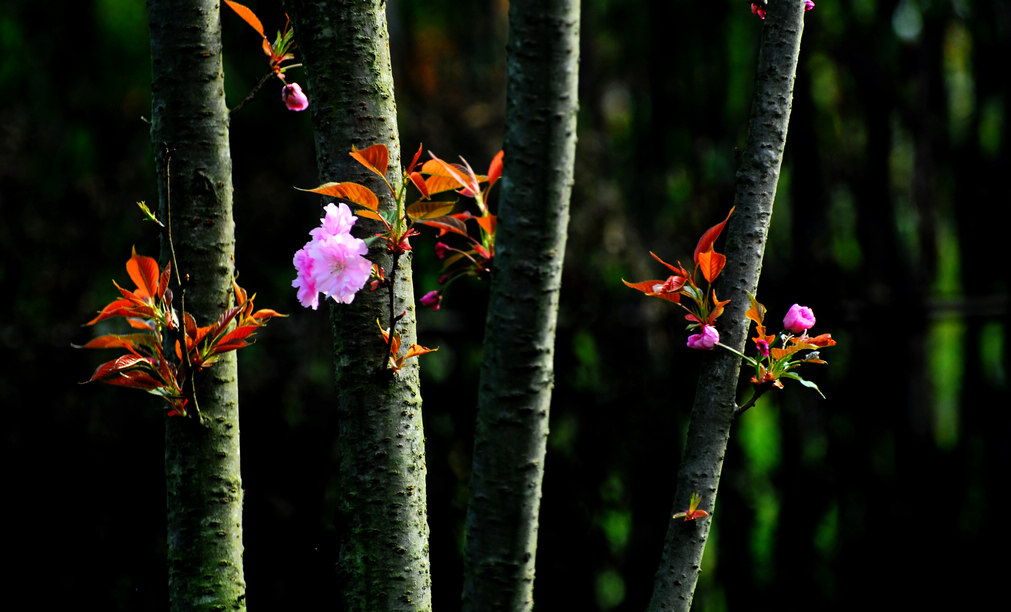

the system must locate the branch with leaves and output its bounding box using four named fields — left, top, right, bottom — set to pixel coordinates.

left=292, top=142, right=503, bottom=371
